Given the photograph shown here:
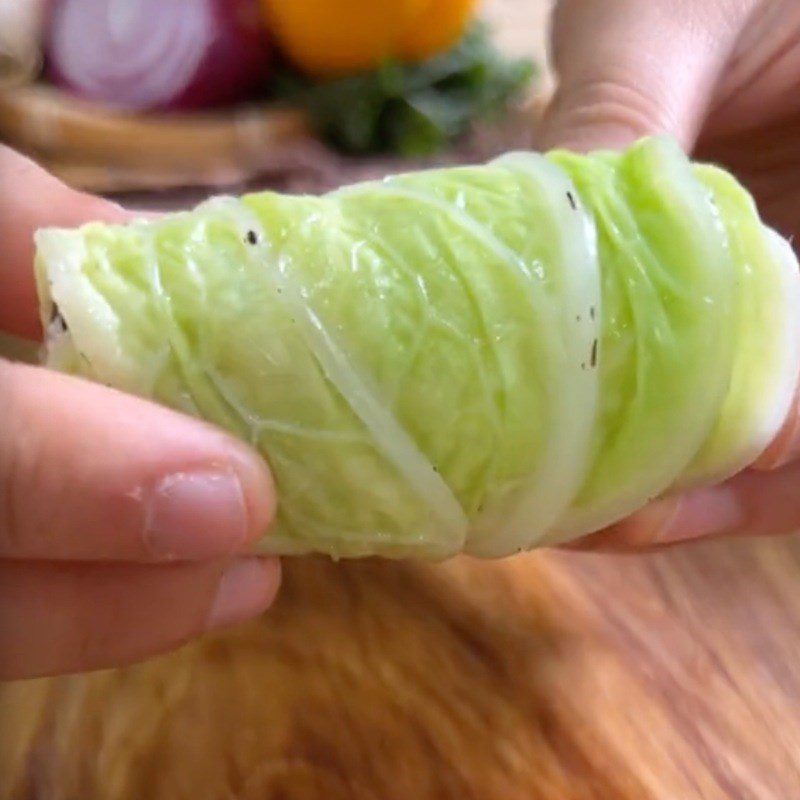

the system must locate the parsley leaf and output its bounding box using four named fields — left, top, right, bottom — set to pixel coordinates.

left=273, top=23, right=536, bottom=157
